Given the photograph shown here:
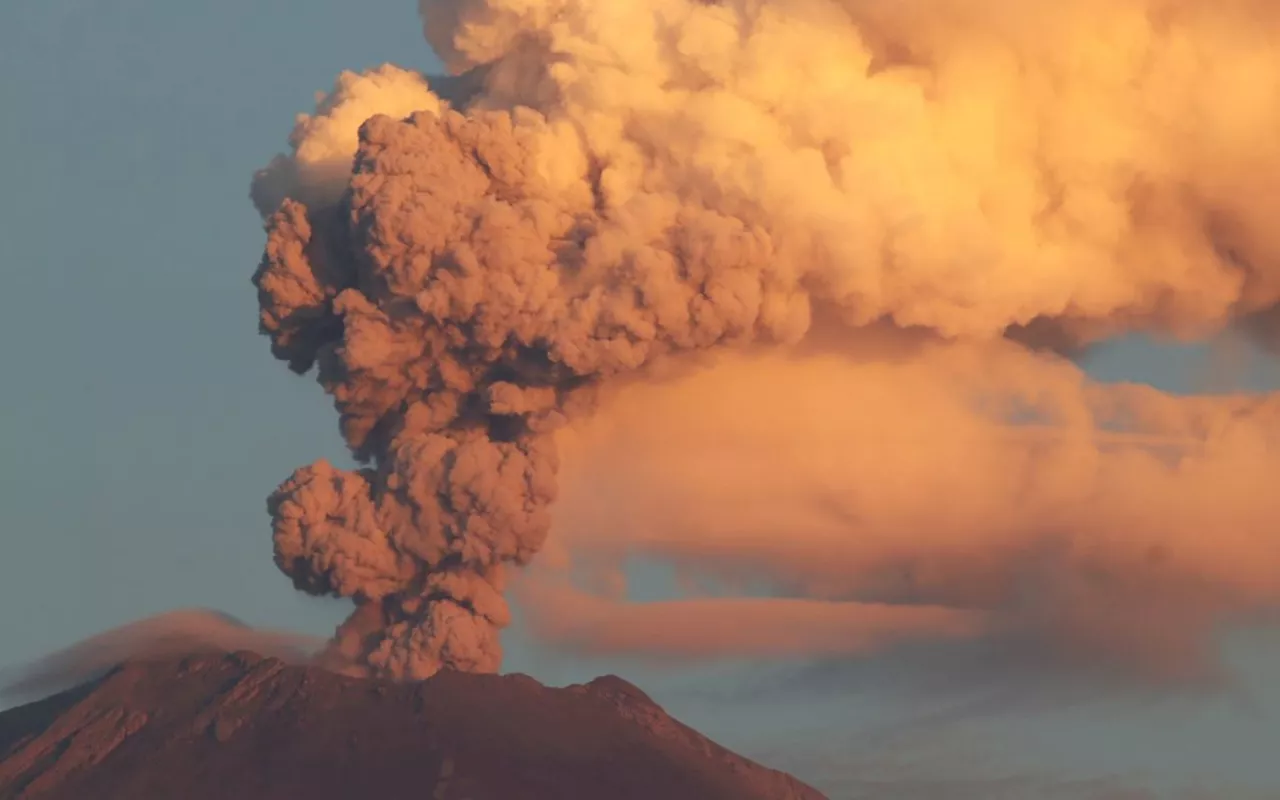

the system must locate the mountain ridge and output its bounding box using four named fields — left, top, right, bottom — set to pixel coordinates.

left=0, top=650, right=827, bottom=800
